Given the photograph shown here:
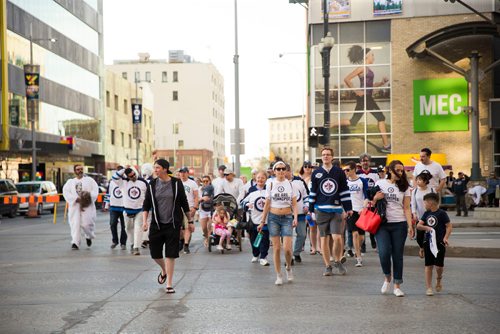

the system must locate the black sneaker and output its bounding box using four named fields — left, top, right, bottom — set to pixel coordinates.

left=294, top=255, right=302, bottom=263
left=183, top=244, right=190, bottom=254
left=291, top=259, right=295, bottom=266
left=360, top=243, right=366, bottom=254
left=71, top=243, right=79, bottom=250
left=346, top=249, right=354, bottom=258
left=141, top=241, right=149, bottom=249
left=110, top=243, right=118, bottom=249
left=86, top=238, right=92, bottom=247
